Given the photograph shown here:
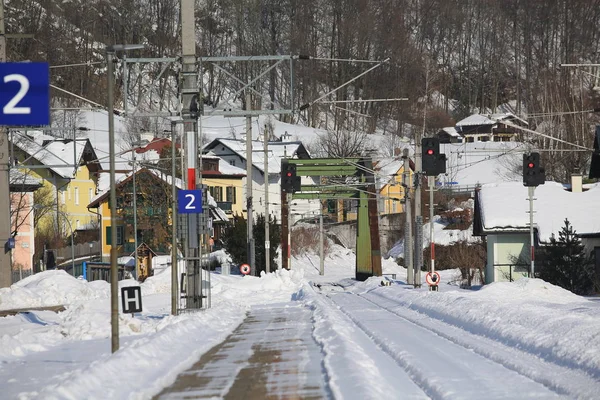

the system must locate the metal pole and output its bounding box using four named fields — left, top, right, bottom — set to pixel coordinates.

left=403, top=149, right=413, bottom=285
left=428, top=176, right=437, bottom=291
left=287, top=192, right=292, bottom=269
left=107, top=47, right=119, bottom=353
left=263, top=125, right=270, bottom=274
left=132, top=152, right=138, bottom=279
left=529, top=186, right=535, bottom=277
left=0, top=0, right=12, bottom=288
left=68, top=218, right=74, bottom=274
left=319, top=211, right=324, bottom=275
left=181, top=0, right=201, bottom=309
left=246, top=89, right=255, bottom=275
left=171, top=122, right=178, bottom=315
